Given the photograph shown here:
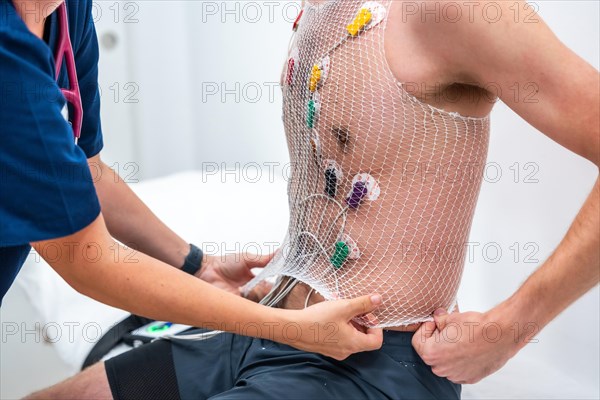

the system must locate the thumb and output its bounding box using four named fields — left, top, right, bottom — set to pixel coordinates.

left=412, top=320, right=436, bottom=356
left=243, top=251, right=276, bottom=269
left=344, top=294, right=382, bottom=319
left=242, top=281, right=273, bottom=303
left=433, top=308, right=449, bottom=331
left=354, top=326, right=383, bottom=352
